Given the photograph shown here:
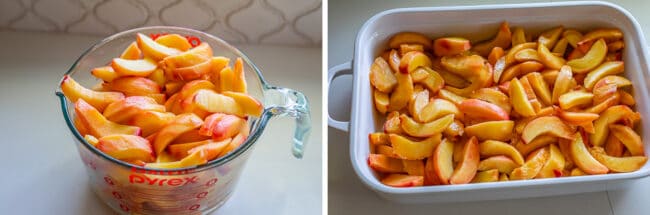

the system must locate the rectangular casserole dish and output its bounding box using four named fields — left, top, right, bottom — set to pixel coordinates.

left=343, top=1, right=650, bottom=203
